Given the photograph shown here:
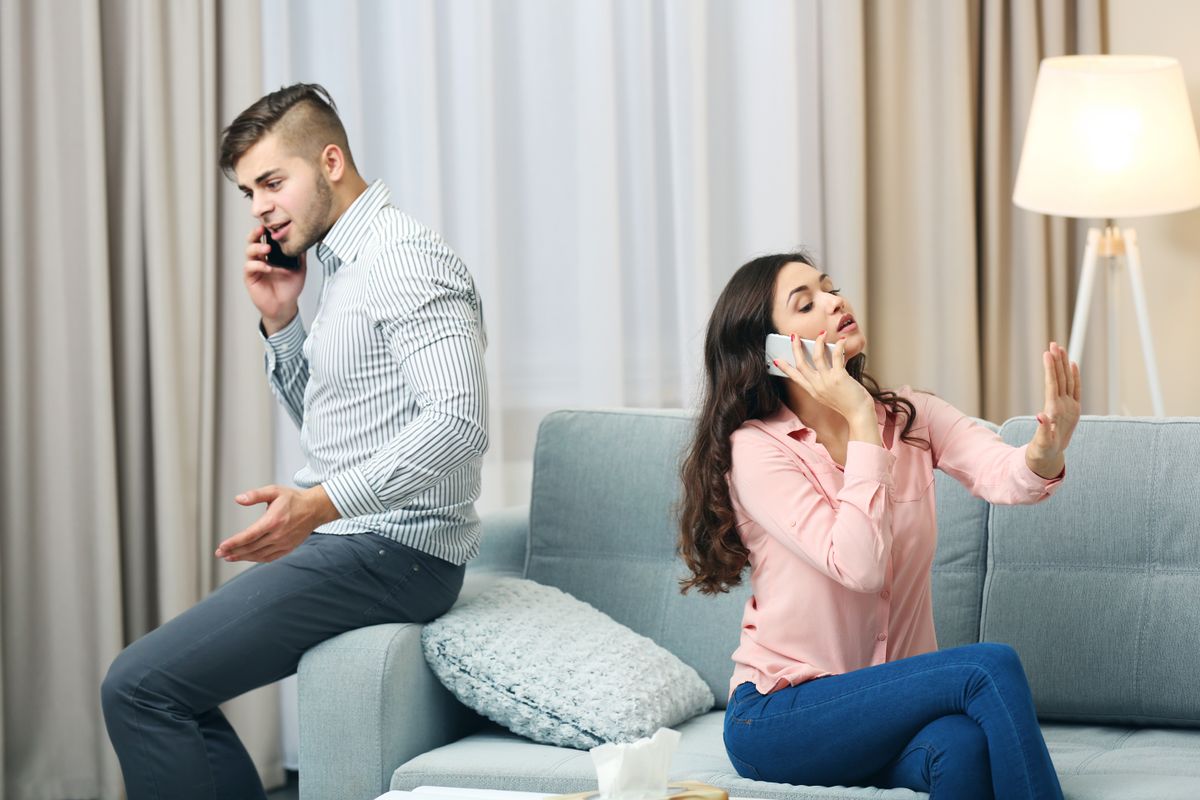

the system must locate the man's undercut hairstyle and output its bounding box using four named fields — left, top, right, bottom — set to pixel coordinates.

left=219, top=83, right=355, bottom=181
